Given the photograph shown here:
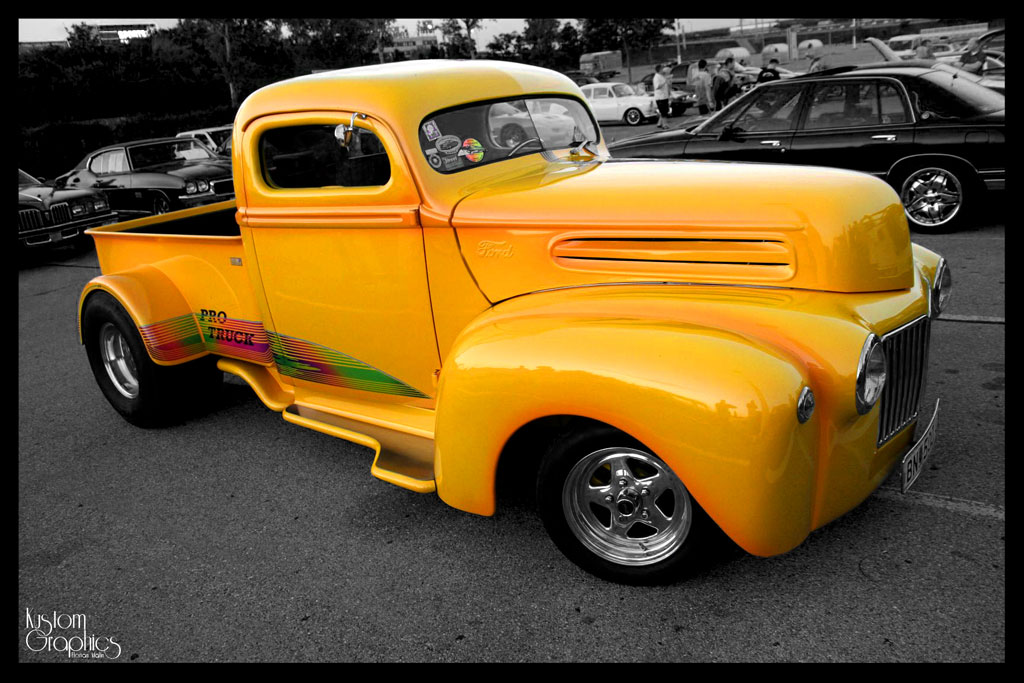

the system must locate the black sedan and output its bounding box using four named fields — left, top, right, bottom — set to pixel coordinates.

left=55, top=137, right=234, bottom=217
left=18, top=169, right=118, bottom=249
left=608, top=62, right=1005, bottom=232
